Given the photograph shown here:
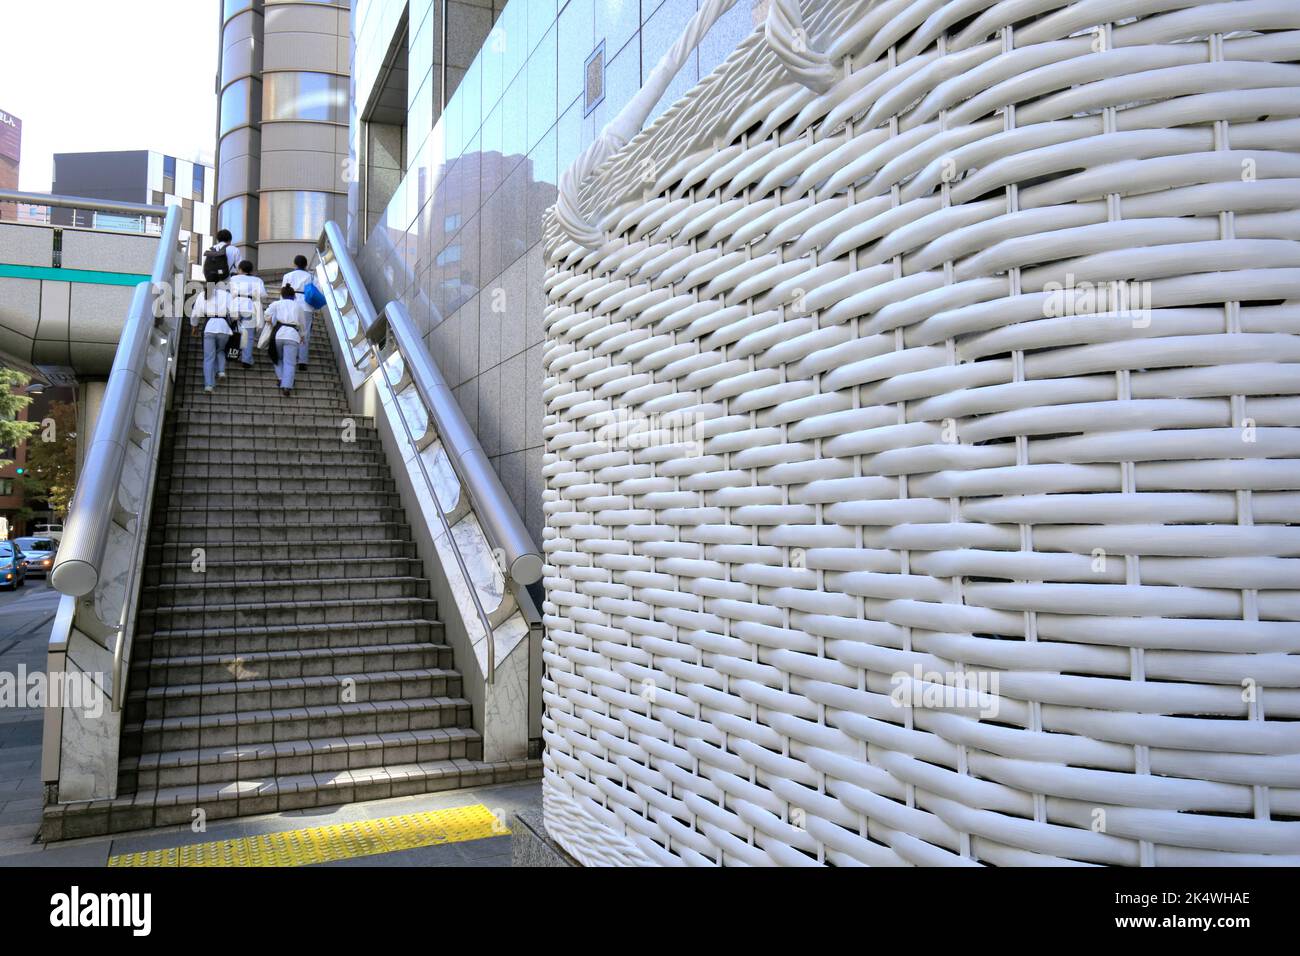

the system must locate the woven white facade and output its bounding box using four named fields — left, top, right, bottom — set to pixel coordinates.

left=539, top=0, right=1300, bottom=866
